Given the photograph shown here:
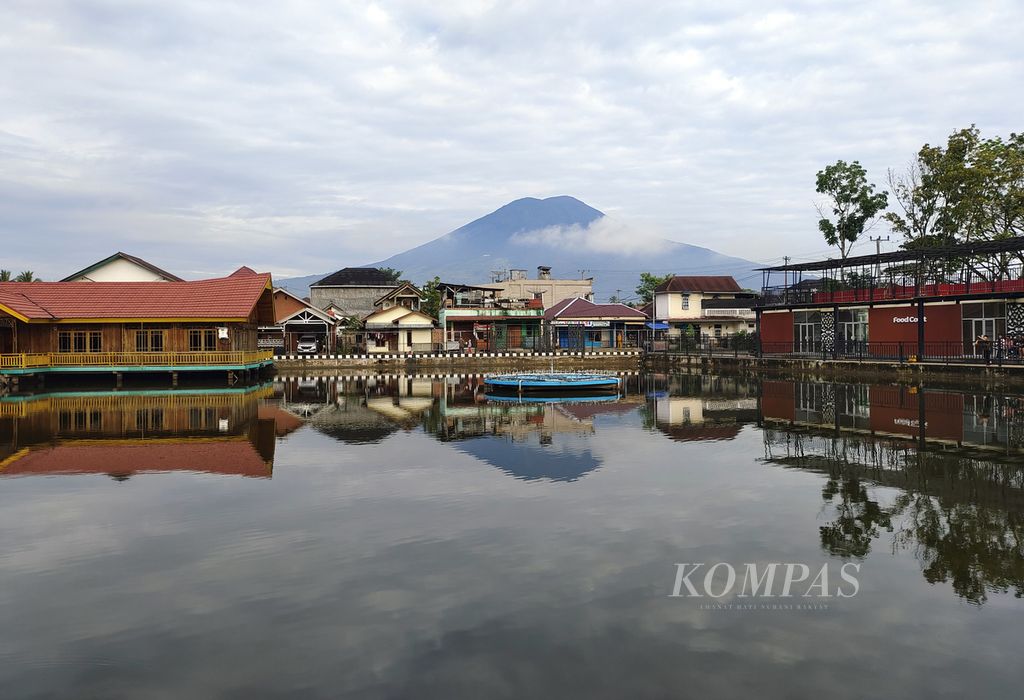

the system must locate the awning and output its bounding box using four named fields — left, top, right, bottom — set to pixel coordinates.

left=646, top=321, right=669, bottom=330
